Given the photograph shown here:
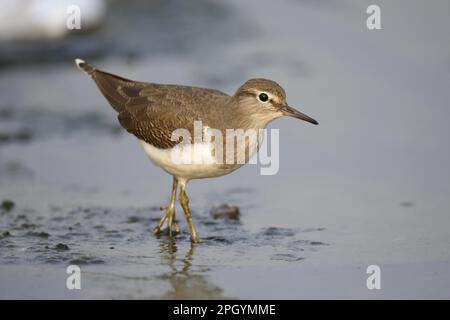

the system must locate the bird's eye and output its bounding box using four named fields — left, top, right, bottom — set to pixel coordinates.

left=258, top=93, right=269, bottom=102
